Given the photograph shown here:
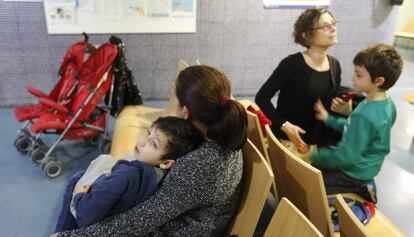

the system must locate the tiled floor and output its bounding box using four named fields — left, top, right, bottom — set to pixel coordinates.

left=0, top=53, right=413, bottom=237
